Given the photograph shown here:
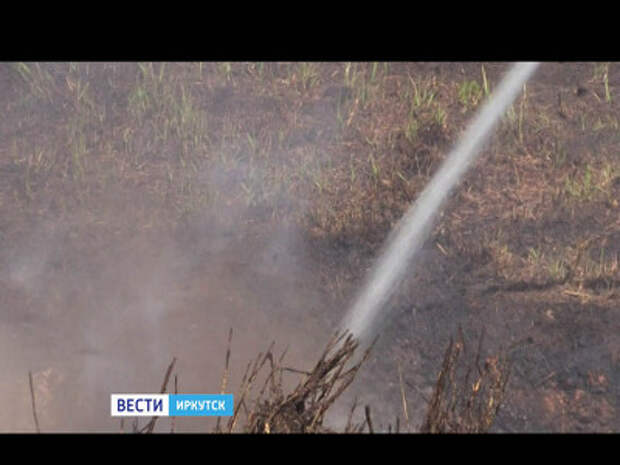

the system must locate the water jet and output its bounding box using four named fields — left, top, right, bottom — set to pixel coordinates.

left=340, top=62, right=540, bottom=346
